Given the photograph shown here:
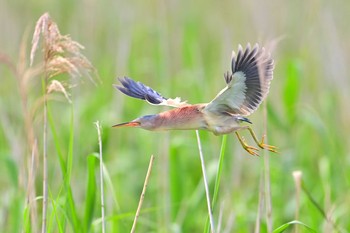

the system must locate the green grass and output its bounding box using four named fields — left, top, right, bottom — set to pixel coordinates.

left=1, top=1, right=350, bottom=232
